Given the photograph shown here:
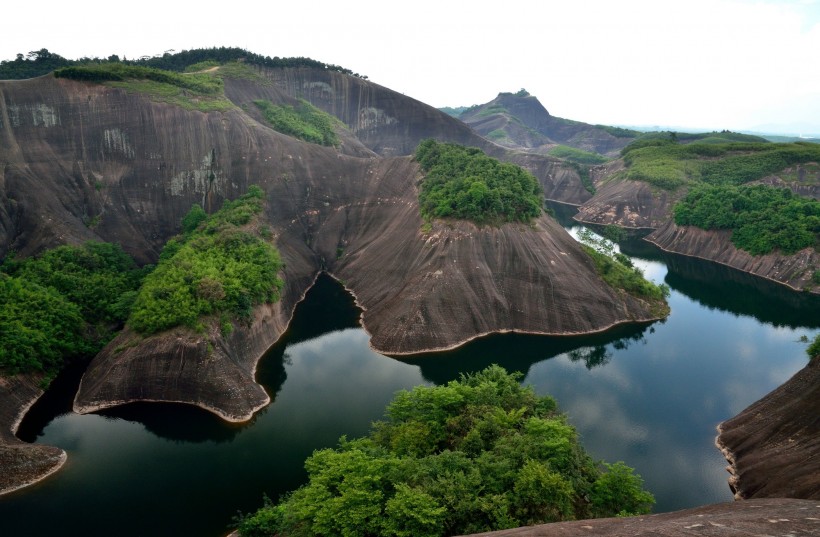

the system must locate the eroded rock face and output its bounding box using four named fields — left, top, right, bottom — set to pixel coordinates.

left=647, top=221, right=819, bottom=292
left=717, top=358, right=820, bottom=500
left=1, top=68, right=666, bottom=426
